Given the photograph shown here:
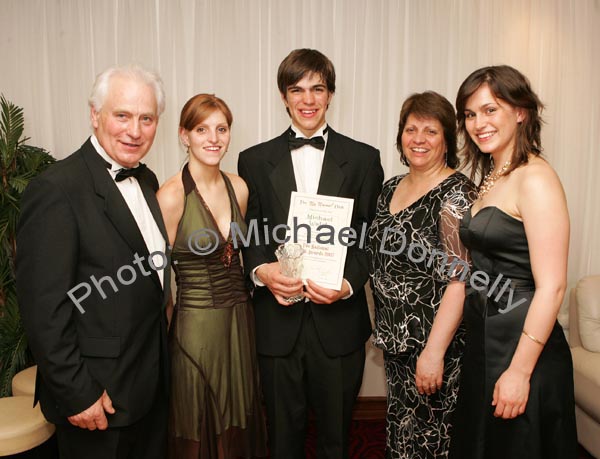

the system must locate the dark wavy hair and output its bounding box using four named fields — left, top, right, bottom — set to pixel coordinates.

left=396, top=91, right=459, bottom=169
left=455, top=65, right=544, bottom=185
